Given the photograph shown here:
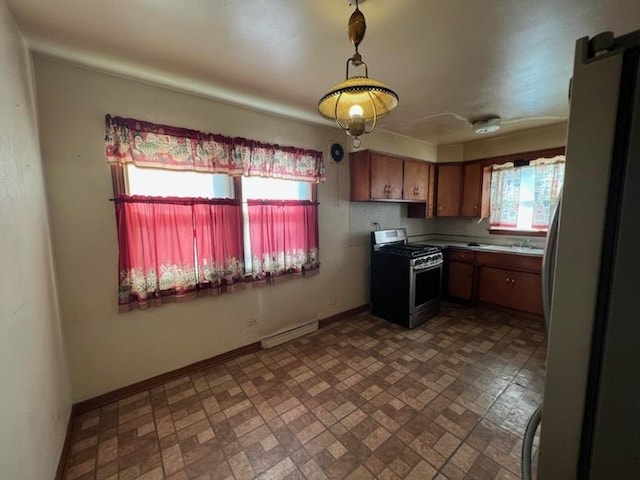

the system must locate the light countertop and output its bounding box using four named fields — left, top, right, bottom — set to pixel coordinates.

left=411, top=240, right=544, bottom=257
